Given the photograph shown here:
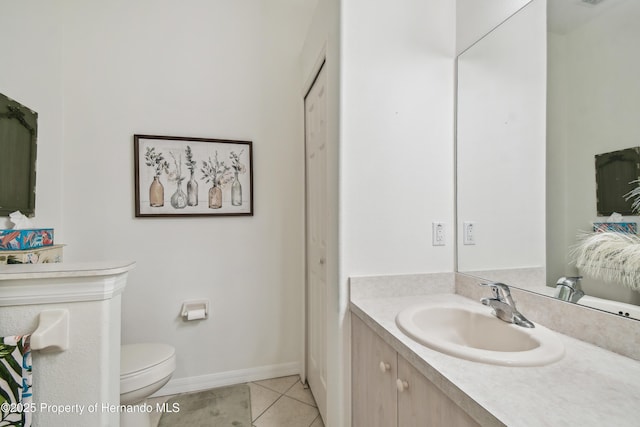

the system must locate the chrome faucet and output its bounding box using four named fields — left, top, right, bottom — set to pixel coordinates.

left=554, top=276, right=584, bottom=303
left=480, top=283, right=535, bottom=328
